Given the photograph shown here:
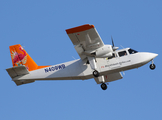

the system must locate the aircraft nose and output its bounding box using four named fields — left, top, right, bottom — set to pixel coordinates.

left=150, top=53, right=158, bottom=59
